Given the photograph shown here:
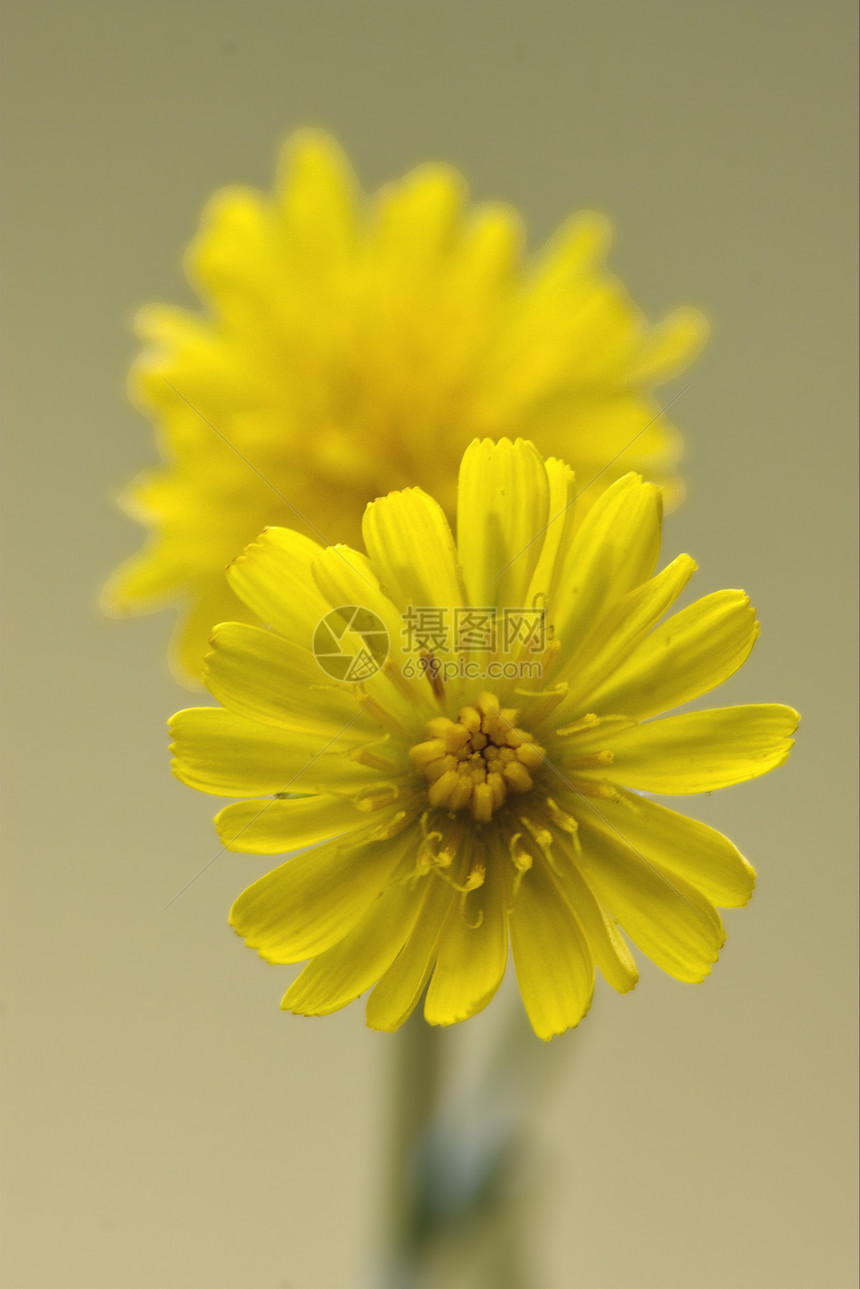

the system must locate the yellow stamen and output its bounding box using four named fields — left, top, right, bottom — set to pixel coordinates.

left=410, top=692, right=545, bottom=822
left=514, top=681, right=569, bottom=726
left=545, top=796, right=580, bottom=839
left=356, top=692, right=412, bottom=736
left=566, top=749, right=615, bottom=770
